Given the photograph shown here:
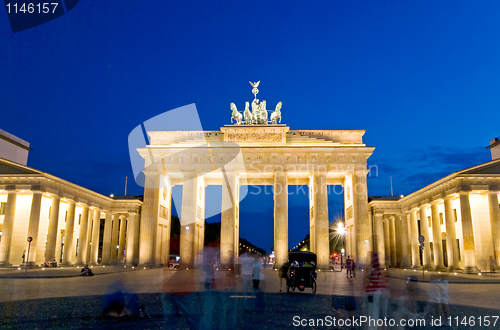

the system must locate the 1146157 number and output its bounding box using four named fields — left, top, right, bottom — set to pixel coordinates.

left=5, top=3, right=59, bottom=14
